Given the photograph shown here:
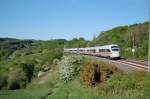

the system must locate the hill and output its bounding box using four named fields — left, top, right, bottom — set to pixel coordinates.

left=90, top=21, right=149, bottom=59
left=0, top=38, right=66, bottom=89
left=64, top=21, right=149, bottom=59
left=0, top=38, right=34, bottom=60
